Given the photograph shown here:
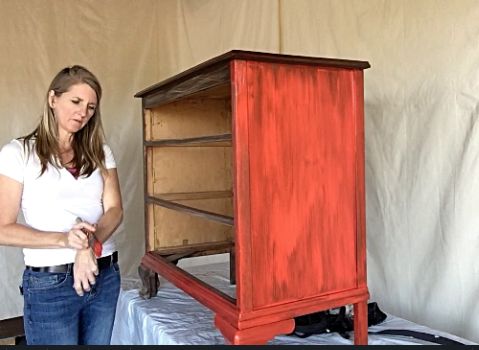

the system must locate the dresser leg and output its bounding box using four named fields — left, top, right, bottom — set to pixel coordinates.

left=138, top=264, right=159, bottom=299
left=354, top=301, right=368, bottom=345
left=215, top=315, right=294, bottom=345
